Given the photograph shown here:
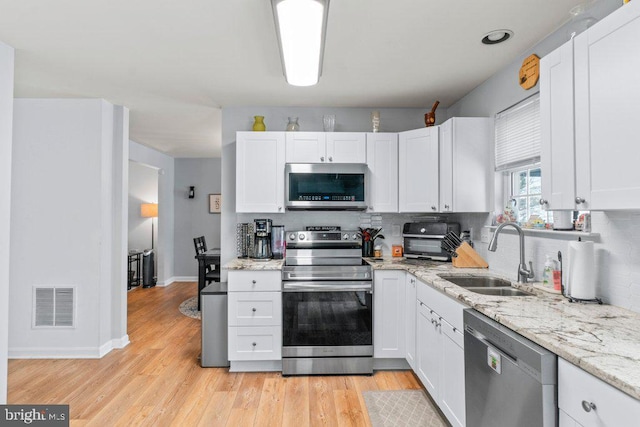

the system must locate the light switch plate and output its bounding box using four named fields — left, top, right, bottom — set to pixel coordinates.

left=481, top=227, right=491, bottom=243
